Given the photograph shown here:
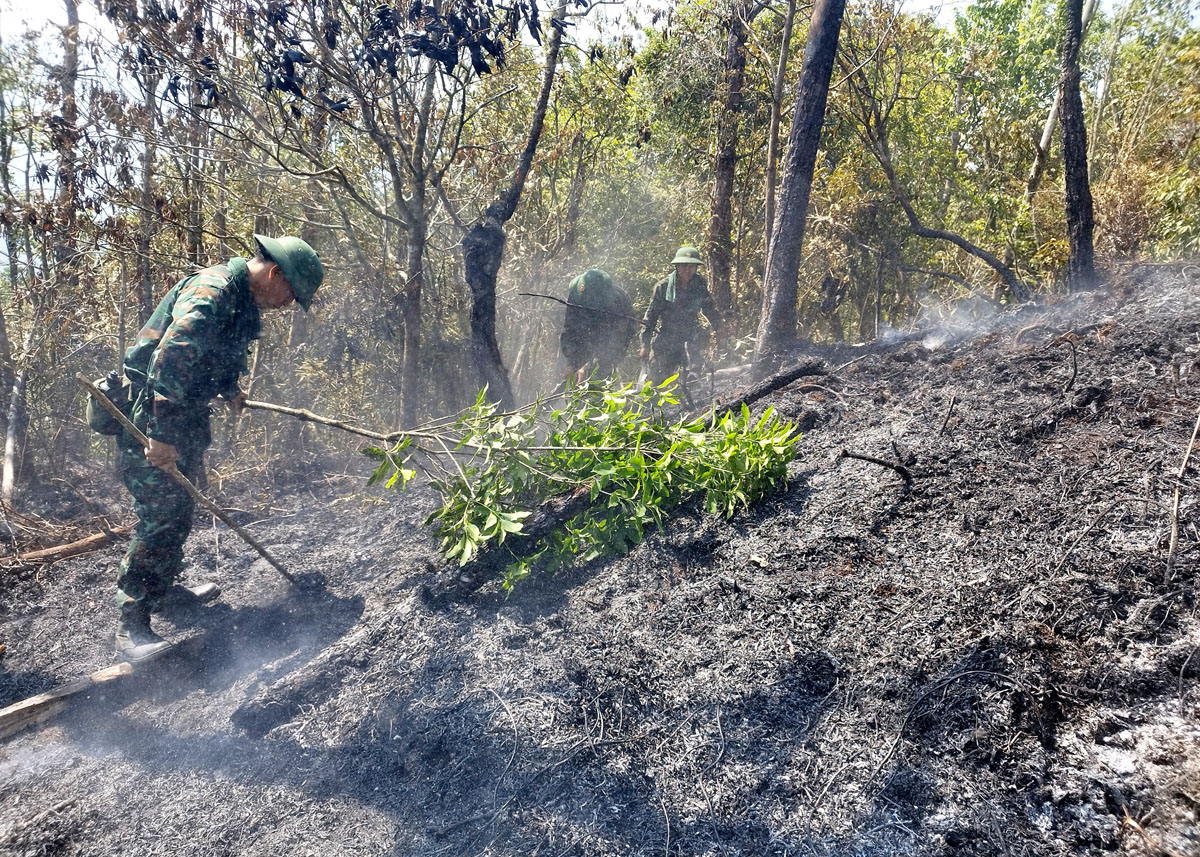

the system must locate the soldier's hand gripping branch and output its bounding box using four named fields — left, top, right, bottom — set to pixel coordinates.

left=75, top=374, right=298, bottom=586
